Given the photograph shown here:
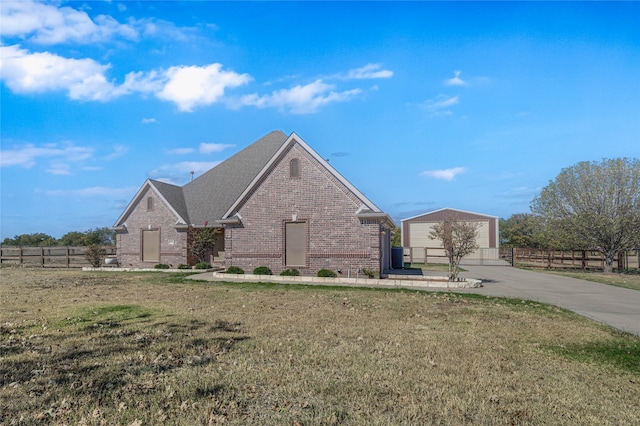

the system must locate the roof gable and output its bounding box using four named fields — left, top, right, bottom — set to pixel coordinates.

left=115, top=130, right=395, bottom=229
left=151, top=179, right=189, bottom=224
left=222, top=132, right=388, bottom=221
left=113, top=179, right=188, bottom=228
left=182, top=130, right=288, bottom=225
